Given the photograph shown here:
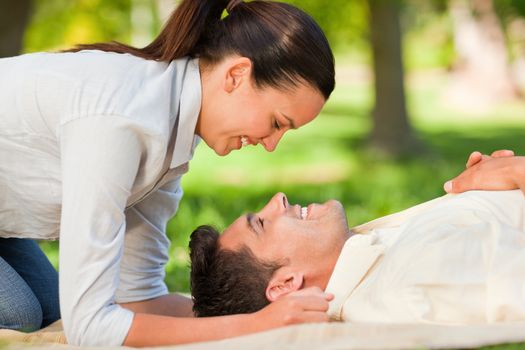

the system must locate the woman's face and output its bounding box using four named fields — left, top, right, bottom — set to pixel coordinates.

left=197, top=56, right=326, bottom=156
